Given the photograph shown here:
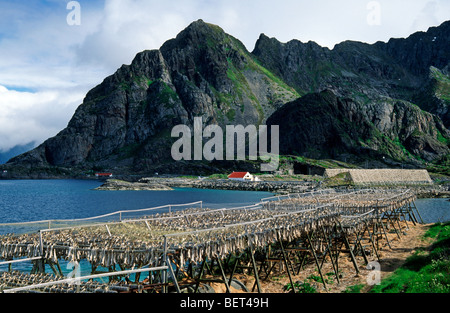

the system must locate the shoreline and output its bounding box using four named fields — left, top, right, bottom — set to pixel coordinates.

left=1, top=175, right=449, bottom=198
left=94, top=179, right=174, bottom=191
left=93, top=177, right=450, bottom=199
